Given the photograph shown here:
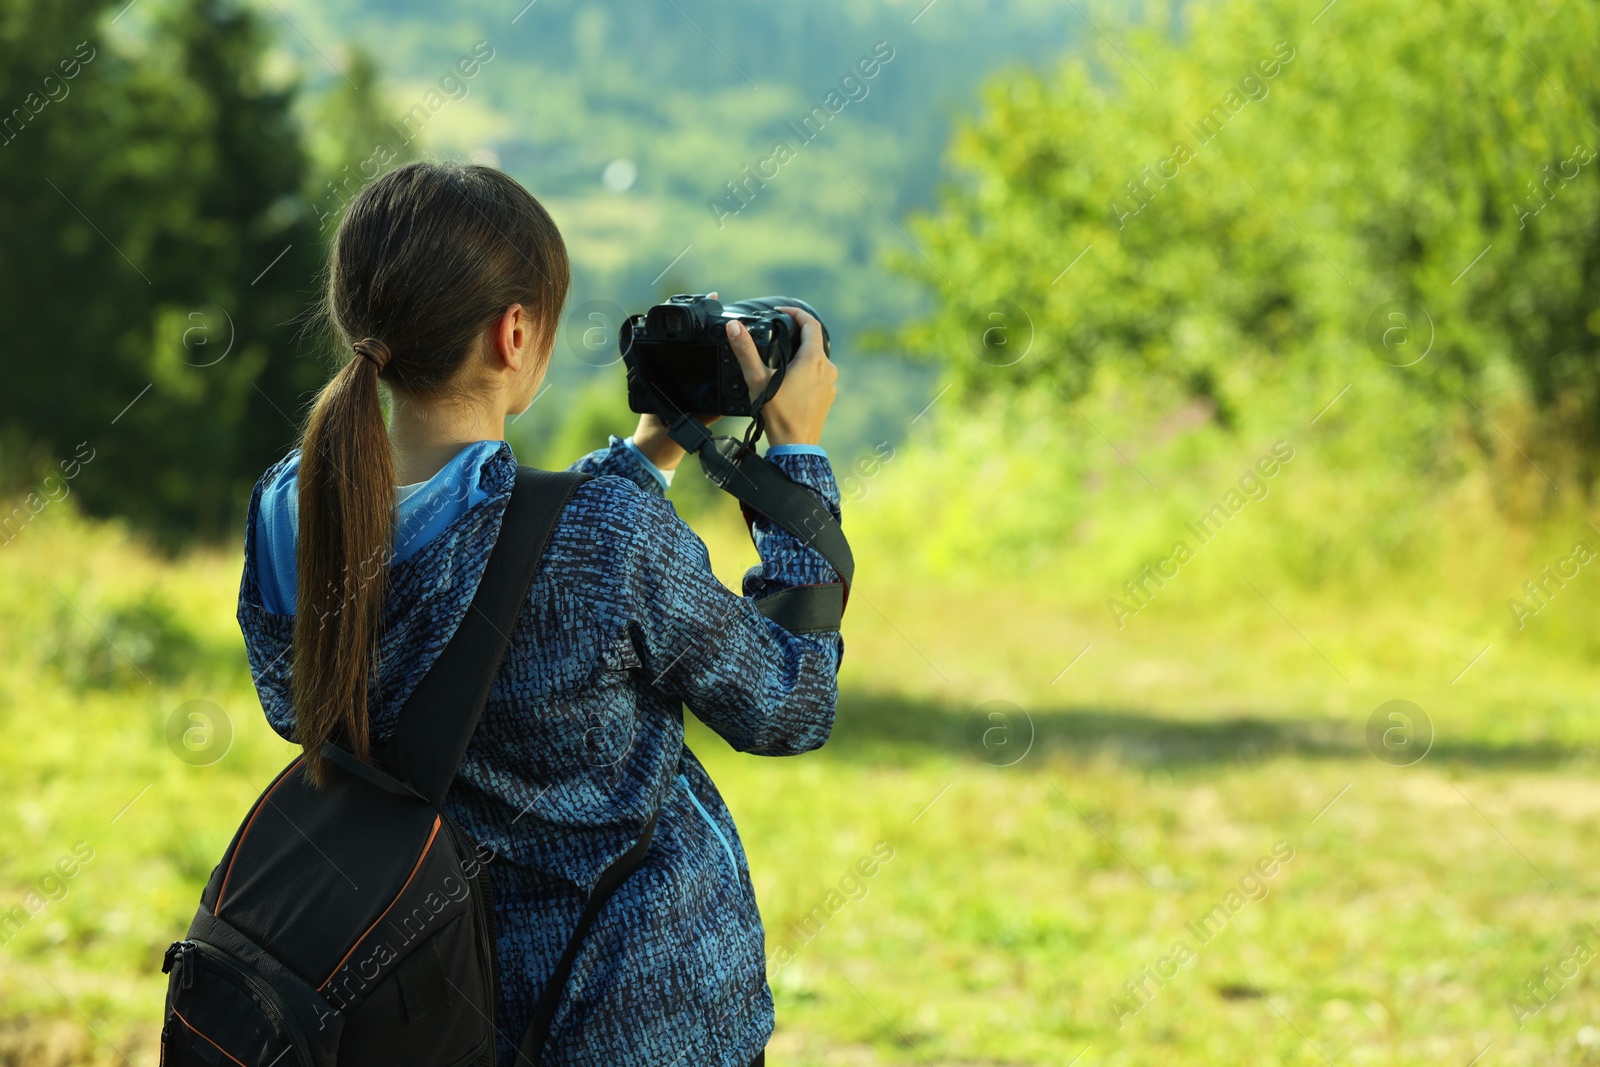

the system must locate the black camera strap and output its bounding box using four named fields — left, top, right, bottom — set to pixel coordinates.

left=740, top=358, right=789, bottom=451
left=665, top=413, right=853, bottom=634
